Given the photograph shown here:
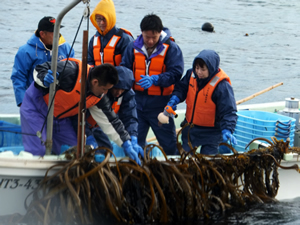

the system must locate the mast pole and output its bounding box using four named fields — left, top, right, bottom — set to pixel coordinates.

left=77, top=30, right=89, bottom=159
left=45, top=0, right=82, bottom=155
